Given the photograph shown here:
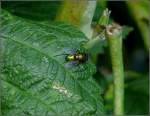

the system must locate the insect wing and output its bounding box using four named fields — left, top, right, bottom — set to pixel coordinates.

left=64, top=61, right=79, bottom=68
left=63, top=48, right=77, bottom=55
